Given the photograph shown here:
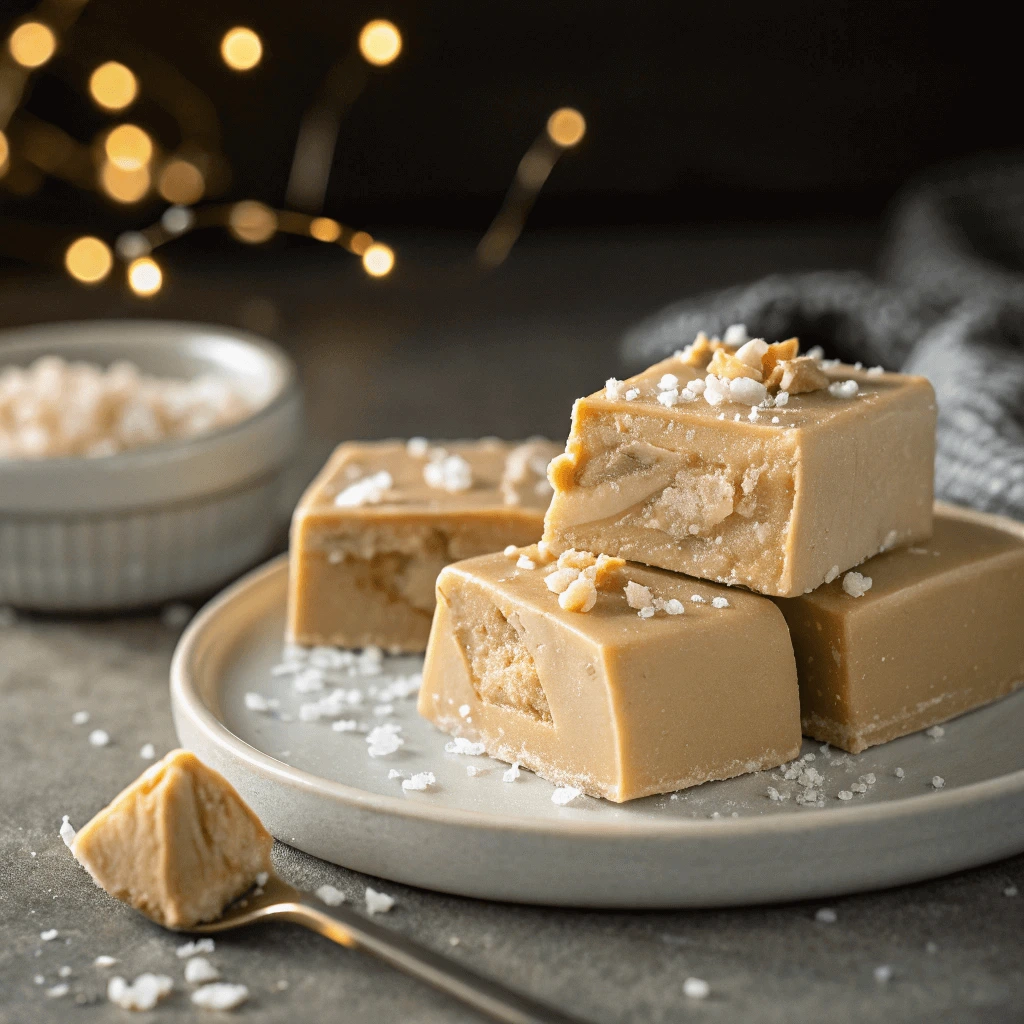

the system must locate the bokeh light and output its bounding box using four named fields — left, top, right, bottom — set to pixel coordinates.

left=127, top=257, right=162, bottom=296
left=309, top=217, right=341, bottom=243
left=8, top=22, right=56, bottom=69
left=100, top=162, right=151, bottom=203
left=64, top=236, right=113, bottom=284
left=0, top=131, right=9, bottom=173
left=220, top=27, right=263, bottom=71
left=361, top=242, right=394, bottom=277
left=228, top=200, right=277, bottom=244
left=89, top=62, right=138, bottom=111
left=105, top=124, right=153, bottom=171
left=358, top=20, right=402, bottom=66
left=546, top=107, right=586, bottom=148
left=157, top=158, right=204, bottom=204
left=349, top=231, right=372, bottom=256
